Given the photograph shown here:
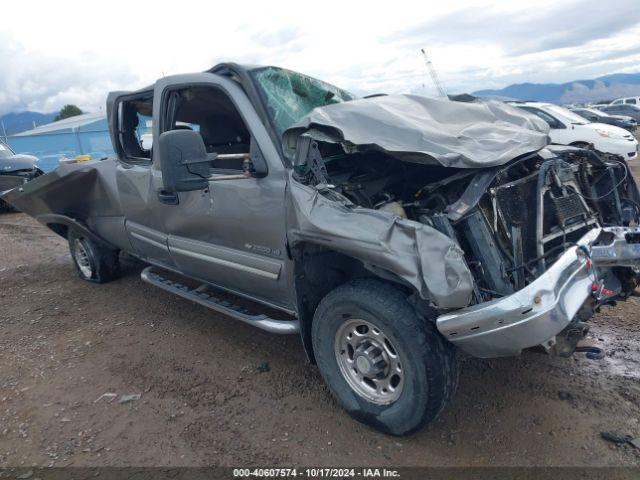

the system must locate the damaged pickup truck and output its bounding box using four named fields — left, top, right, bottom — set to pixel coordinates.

left=4, top=64, right=640, bottom=435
